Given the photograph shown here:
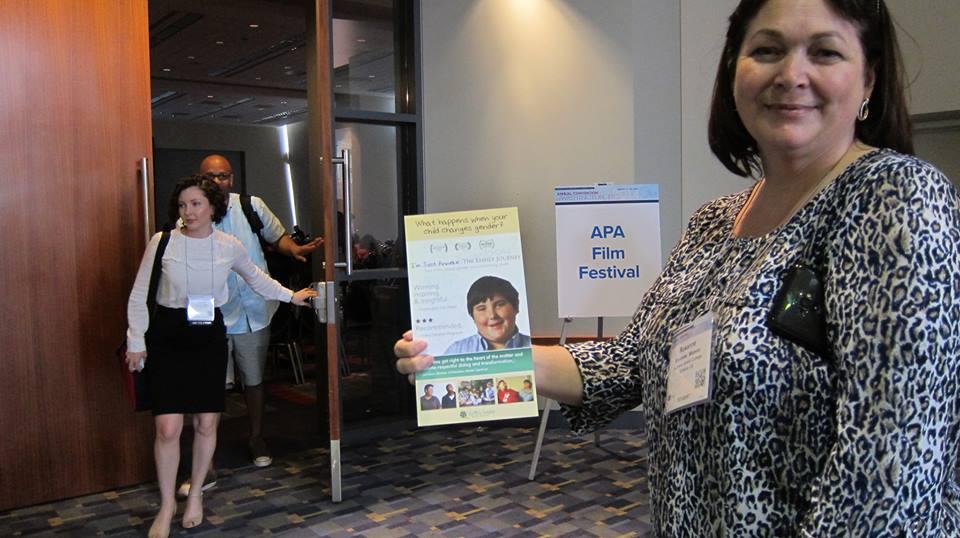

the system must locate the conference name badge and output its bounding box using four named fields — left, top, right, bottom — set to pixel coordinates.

left=187, top=294, right=215, bottom=325
left=665, top=312, right=714, bottom=414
